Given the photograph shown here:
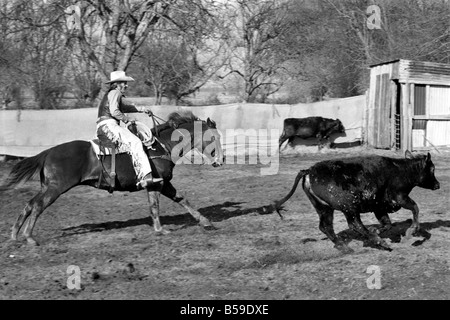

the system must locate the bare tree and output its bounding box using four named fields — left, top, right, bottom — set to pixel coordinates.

left=128, top=1, right=230, bottom=105
left=221, top=0, right=291, bottom=102
left=61, top=0, right=171, bottom=103
left=324, top=0, right=450, bottom=65
left=1, top=0, right=224, bottom=107
left=0, top=37, right=25, bottom=109
left=134, top=36, right=202, bottom=105
left=280, top=0, right=450, bottom=99
left=0, top=1, right=69, bottom=109
left=134, top=34, right=228, bottom=105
